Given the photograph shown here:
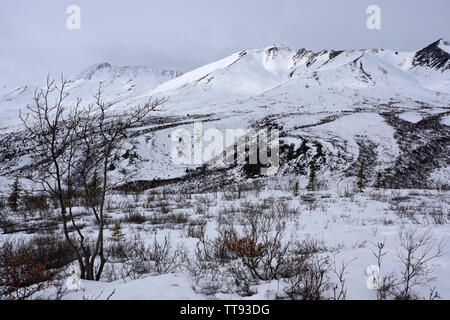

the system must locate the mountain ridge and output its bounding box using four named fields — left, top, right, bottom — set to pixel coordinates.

left=0, top=39, right=448, bottom=190
left=1, top=39, right=448, bottom=128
